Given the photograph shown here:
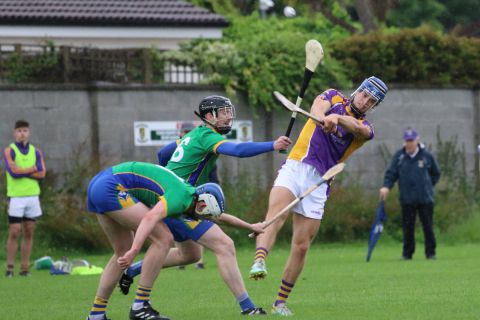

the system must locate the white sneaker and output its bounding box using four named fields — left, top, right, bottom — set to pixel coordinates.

left=249, top=259, right=267, bottom=280
left=271, top=303, right=293, bottom=316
